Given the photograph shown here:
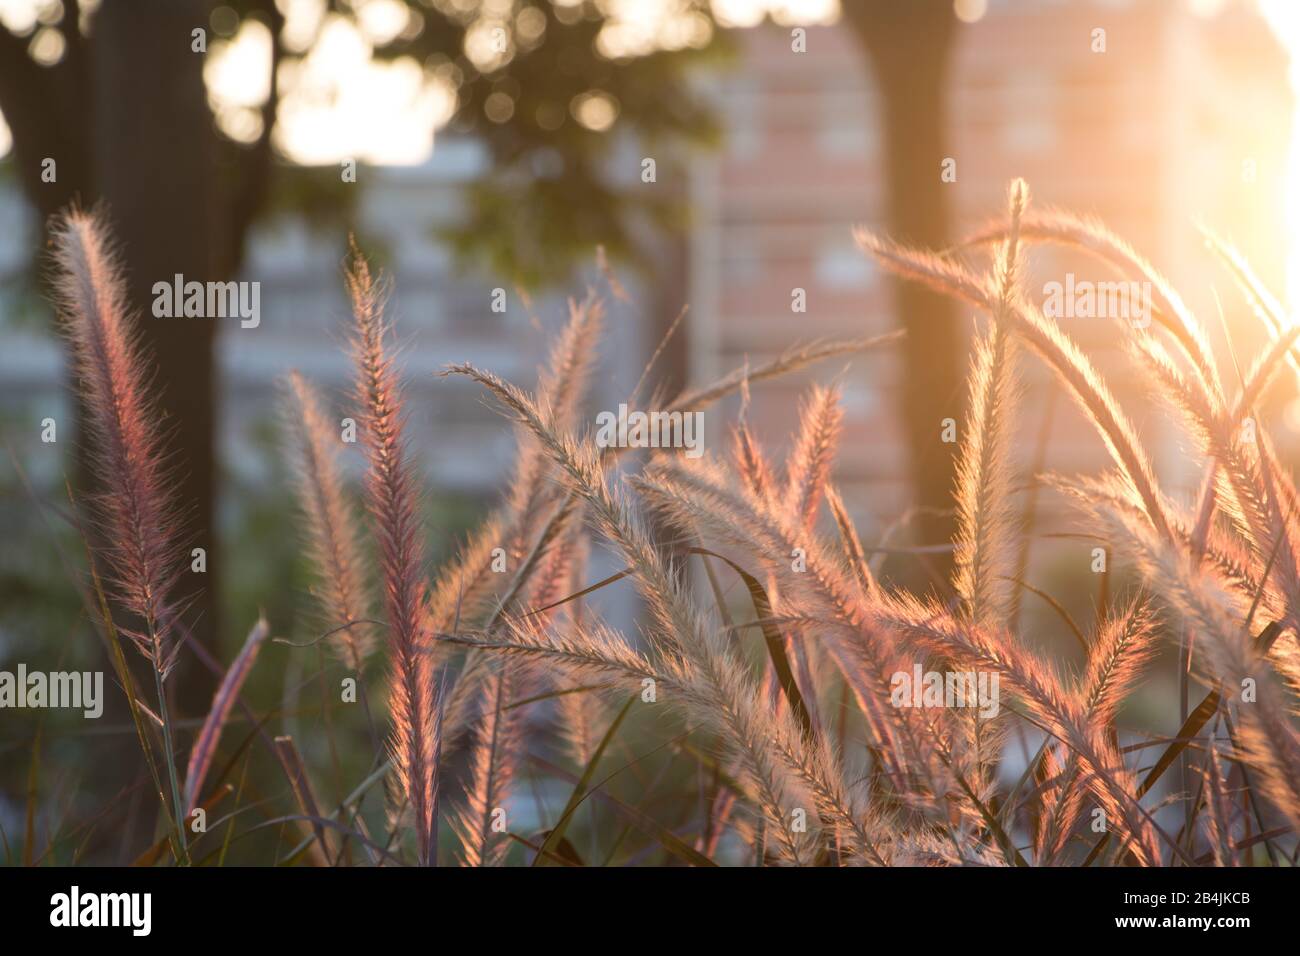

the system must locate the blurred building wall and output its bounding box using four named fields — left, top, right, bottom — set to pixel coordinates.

left=0, top=139, right=644, bottom=495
